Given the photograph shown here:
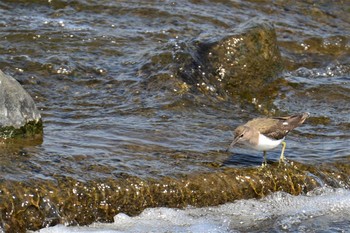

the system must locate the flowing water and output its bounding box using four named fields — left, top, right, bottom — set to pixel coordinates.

left=0, top=0, right=349, bottom=232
